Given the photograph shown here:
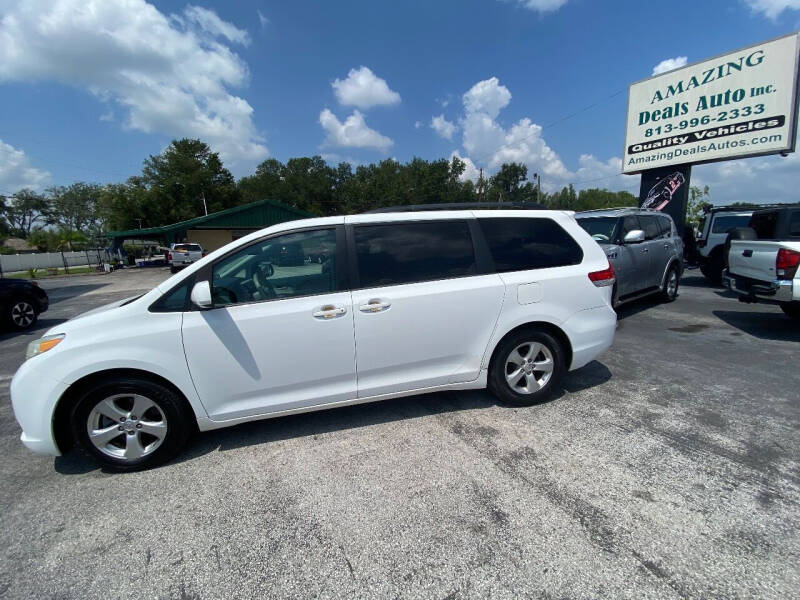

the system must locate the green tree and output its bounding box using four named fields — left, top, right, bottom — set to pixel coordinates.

left=489, top=163, right=529, bottom=203
left=46, top=182, right=103, bottom=236
left=687, top=185, right=711, bottom=227
left=0, top=189, right=48, bottom=237
left=141, top=138, right=240, bottom=225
